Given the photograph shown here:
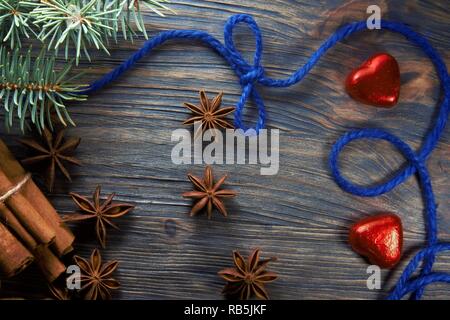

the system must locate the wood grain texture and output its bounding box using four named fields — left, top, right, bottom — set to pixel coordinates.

left=1, top=0, right=449, bottom=299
